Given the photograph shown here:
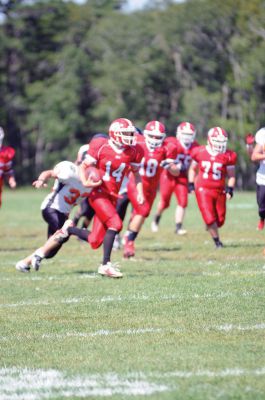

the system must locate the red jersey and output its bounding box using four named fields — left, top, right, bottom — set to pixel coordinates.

left=164, top=137, right=199, bottom=183
left=0, top=146, right=15, bottom=184
left=190, top=145, right=237, bottom=190
left=85, top=137, right=143, bottom=195
left=135, top=136, right=176, bottom=189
